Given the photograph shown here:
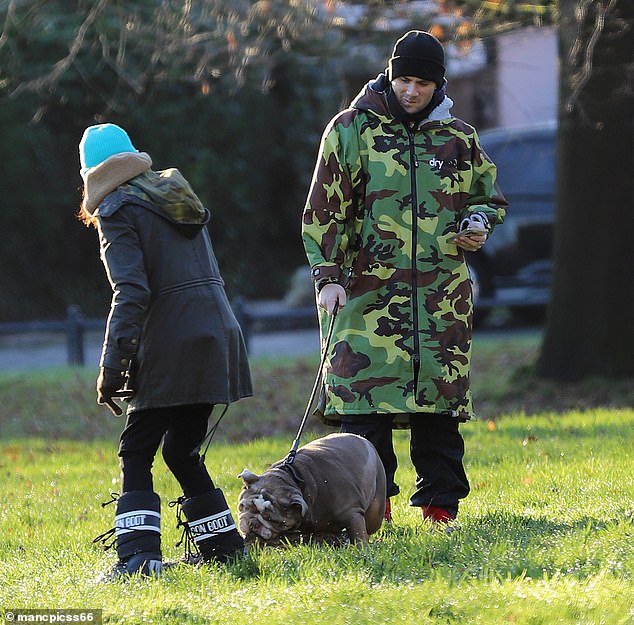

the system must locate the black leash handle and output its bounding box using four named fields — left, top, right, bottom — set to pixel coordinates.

left=284, top=301, right=339, bottom=466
